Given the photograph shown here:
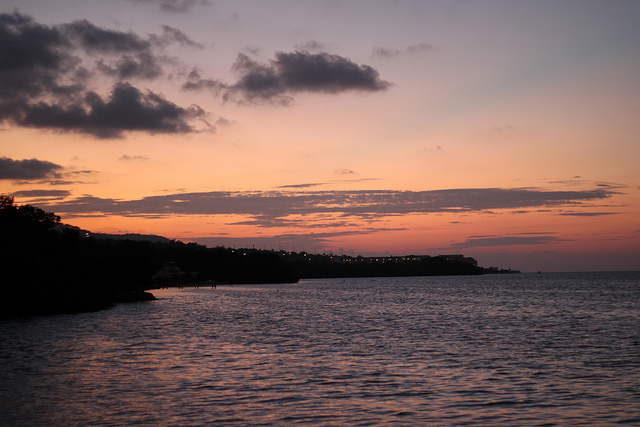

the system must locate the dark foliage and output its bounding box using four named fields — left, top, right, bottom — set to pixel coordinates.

left=0, top=195, right=297, bottom=319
